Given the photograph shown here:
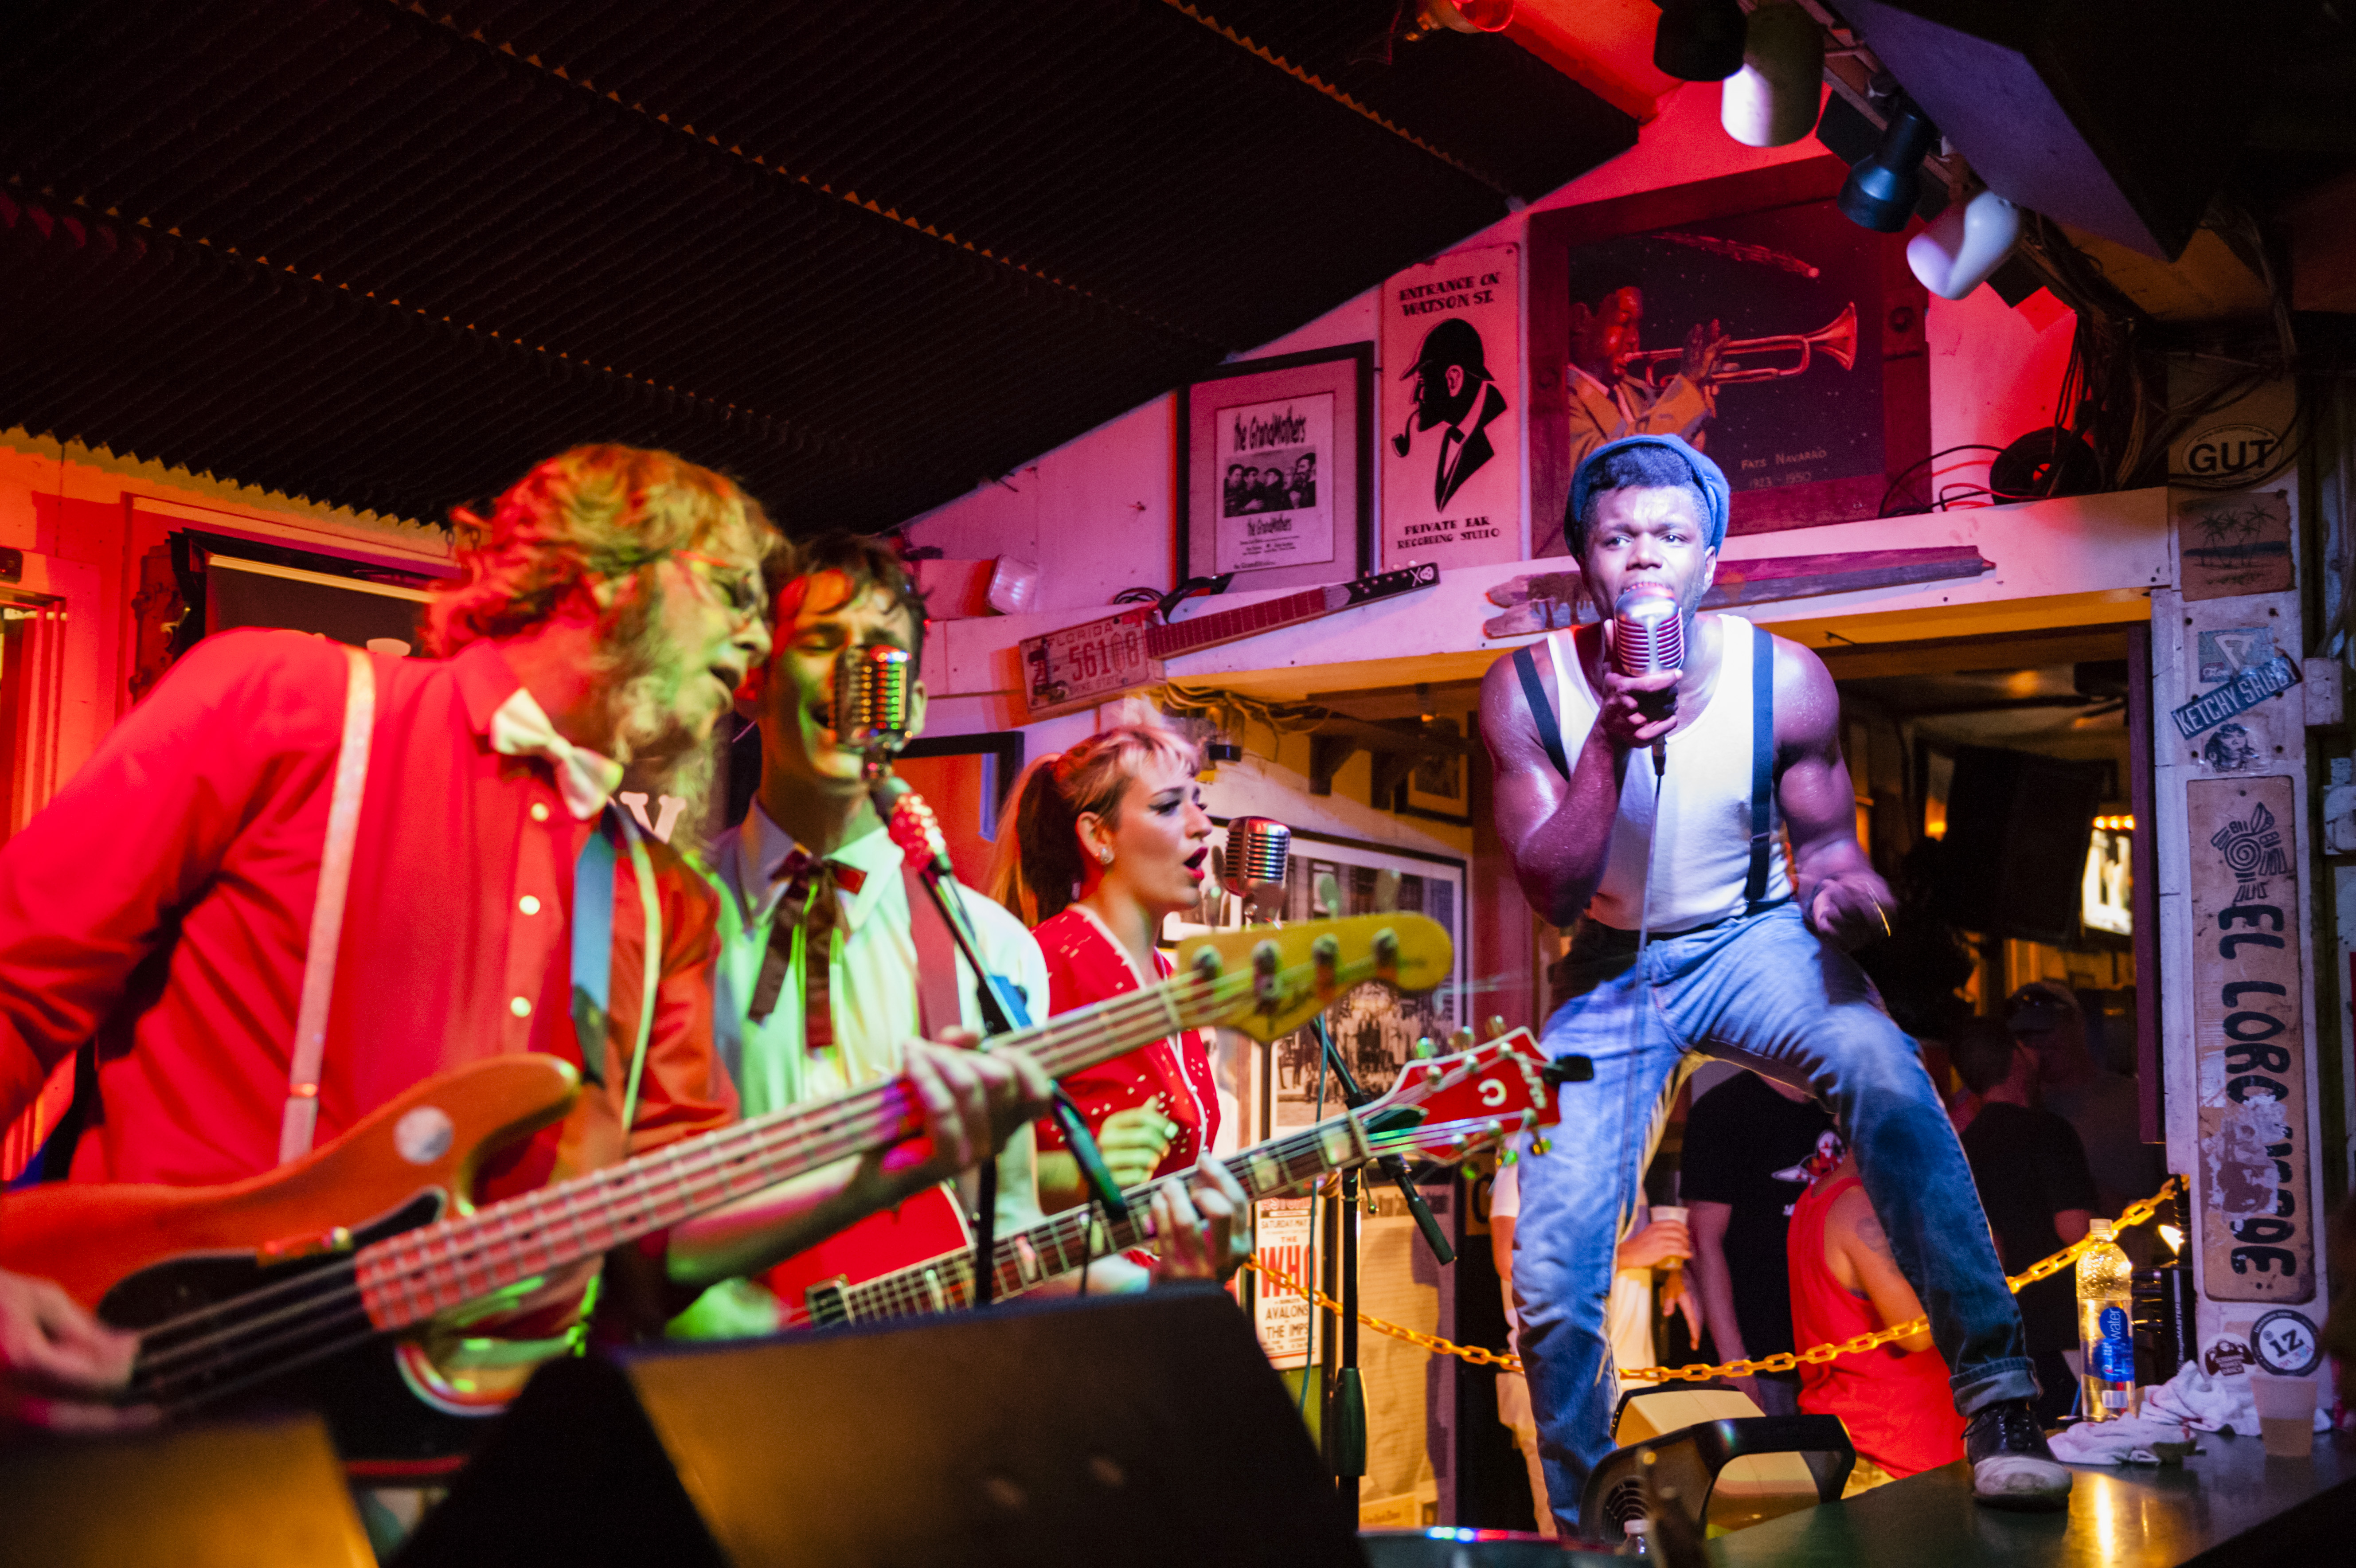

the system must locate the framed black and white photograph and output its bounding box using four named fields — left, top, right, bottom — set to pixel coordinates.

left=1397, top=719, right=1472, bottom=824
left=1179, top=343, right=1372, bottom=592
